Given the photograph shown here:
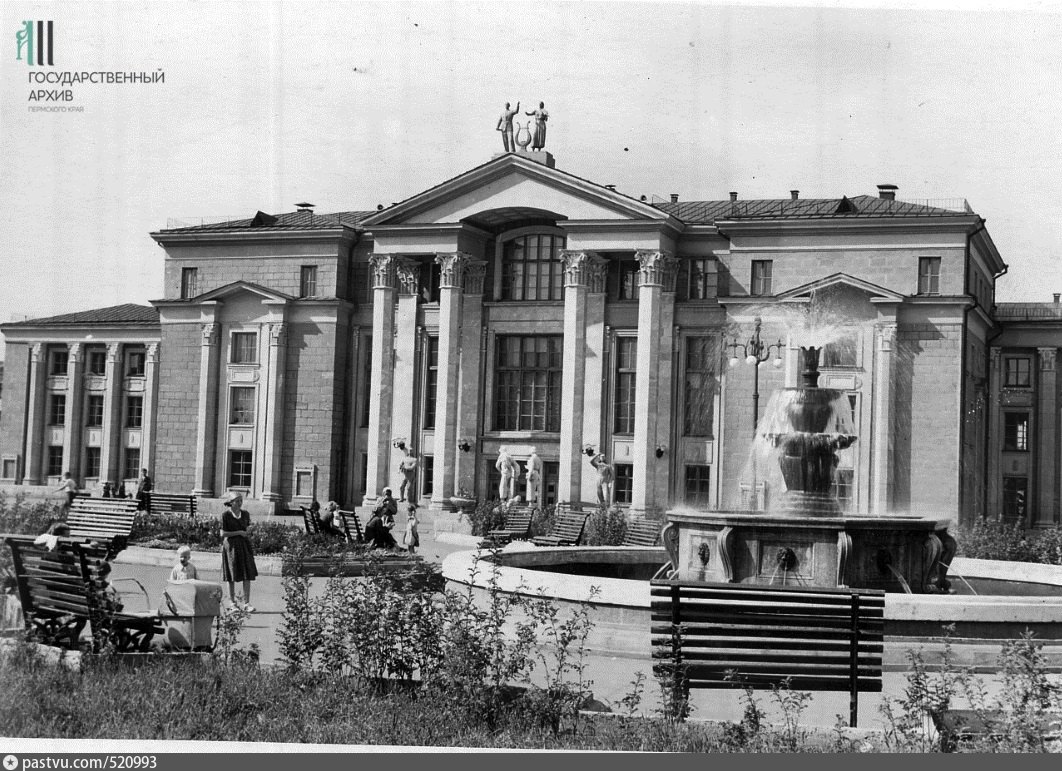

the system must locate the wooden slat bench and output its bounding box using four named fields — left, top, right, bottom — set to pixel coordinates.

left=650, top=580, right=884, bottom=727
left=532, top=510, right=590, bottom=547
left=147, top=492, right=197, bottom=518
left=482, top=506, right=533, bottom=547
left=301, top=506, right=322, bottom=536
left=65, top=498, right=140, bottom=559
left=622, top=518, right=662, bottom=547
left=4, top=534, right=163, bottom=653
left=338, top=510, right=364, bottom=544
